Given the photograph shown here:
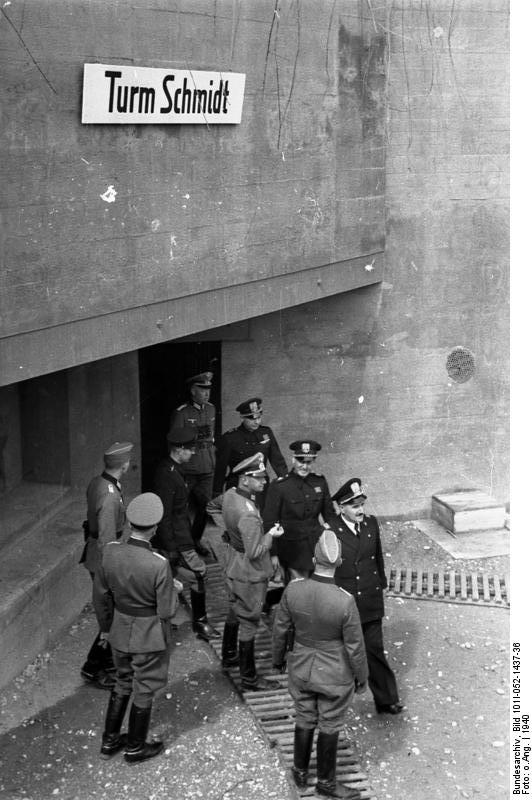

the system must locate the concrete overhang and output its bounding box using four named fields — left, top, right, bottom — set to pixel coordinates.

left=0, top=253, right=383, bottom=385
